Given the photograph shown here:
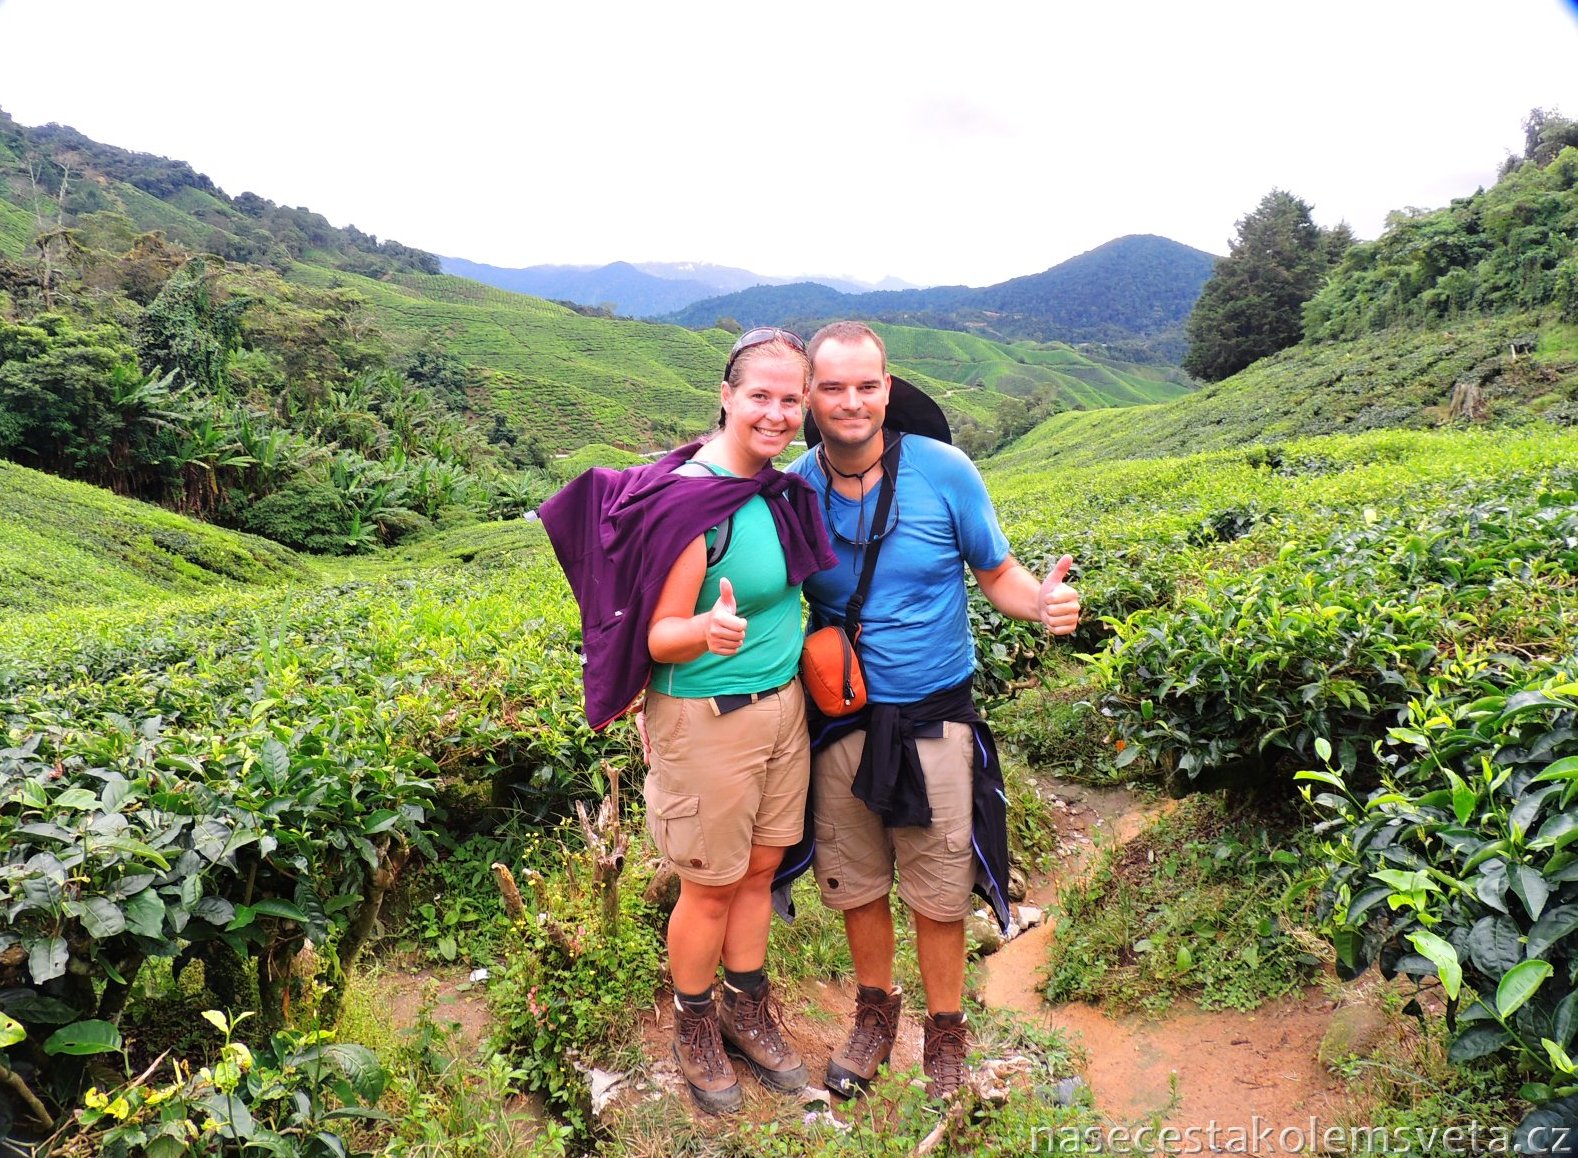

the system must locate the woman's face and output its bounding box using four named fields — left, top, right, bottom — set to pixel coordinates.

left=720, top=352, right=806, bottom=462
